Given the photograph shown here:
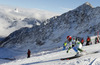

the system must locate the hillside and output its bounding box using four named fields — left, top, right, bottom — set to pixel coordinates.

left=0, top=2, right=100, bottom=52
